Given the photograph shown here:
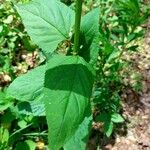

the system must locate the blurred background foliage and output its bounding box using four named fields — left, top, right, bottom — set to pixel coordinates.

left=0, top=0, right=38, bottom=88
